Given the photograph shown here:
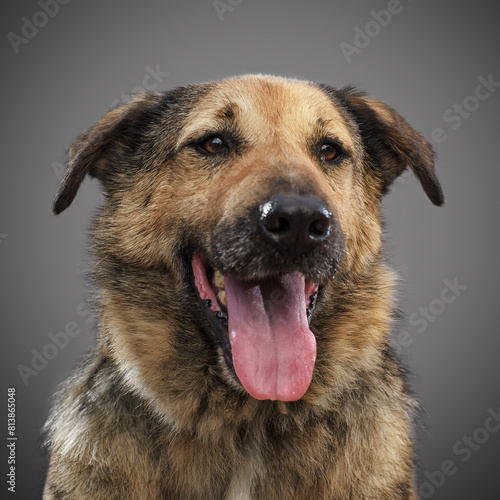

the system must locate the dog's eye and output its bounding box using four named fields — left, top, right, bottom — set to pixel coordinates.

left=318, top=143, right=338, bottom=162
left=201, top=135, right=226, bottom=154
